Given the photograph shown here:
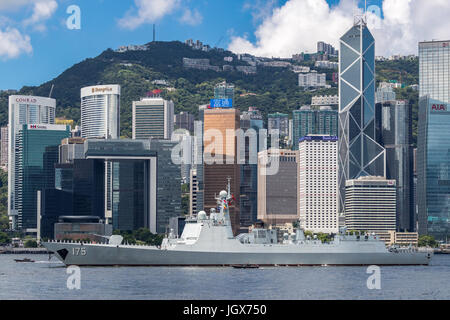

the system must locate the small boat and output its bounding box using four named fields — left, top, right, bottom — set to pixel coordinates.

left=14, top=258, right=35, bottom=263
left=232, top=264, right=259, bottom=269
